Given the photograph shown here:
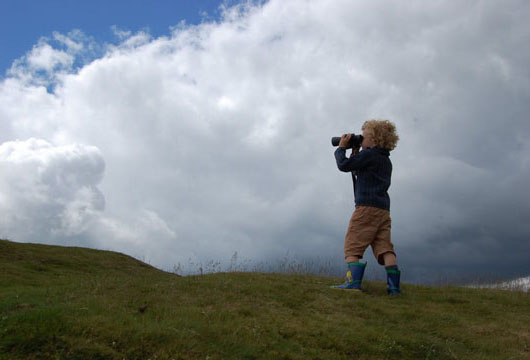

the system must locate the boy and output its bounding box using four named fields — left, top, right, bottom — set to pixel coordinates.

left=331, top=119, right=401, bottom=296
